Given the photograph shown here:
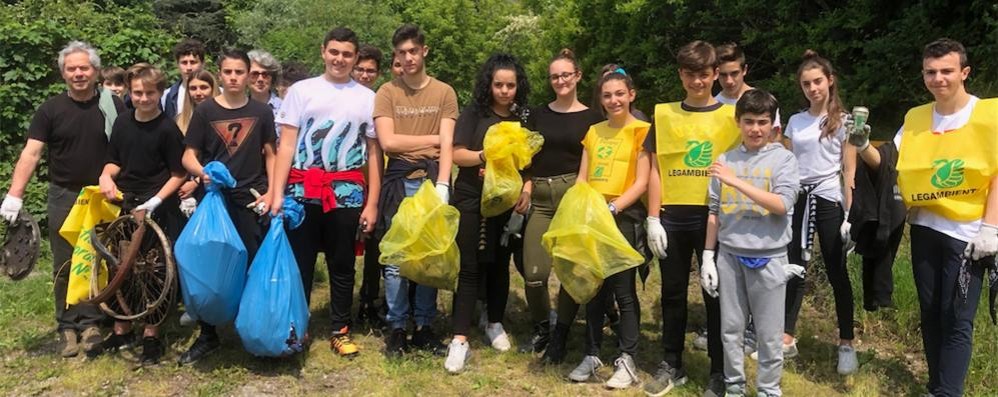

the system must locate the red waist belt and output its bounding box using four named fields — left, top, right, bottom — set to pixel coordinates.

left=288, top=168, right=366, bottom=213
